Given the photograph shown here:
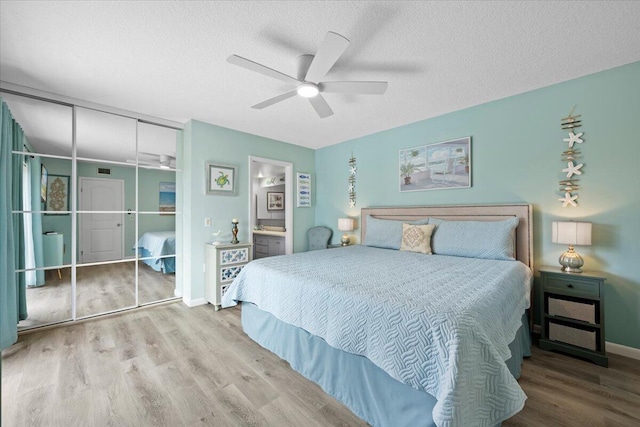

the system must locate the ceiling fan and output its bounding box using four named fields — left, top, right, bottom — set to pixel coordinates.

left=227, top=31, right=388, bottom=118
left=127, top=152, right=176, bottom=169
